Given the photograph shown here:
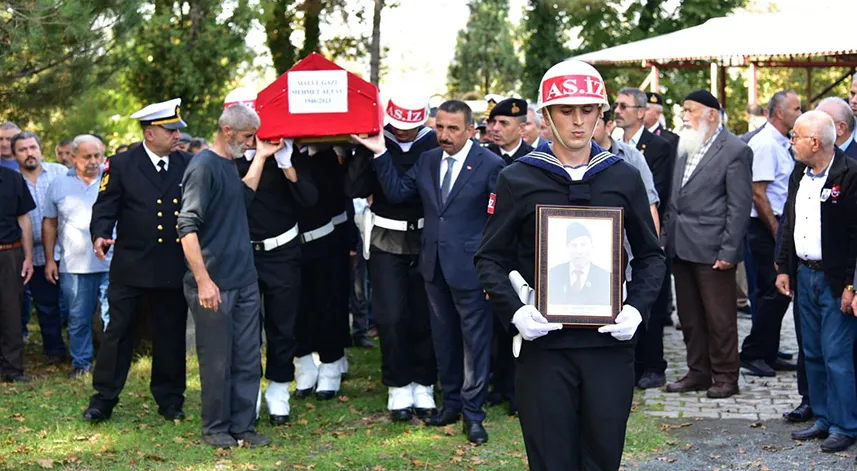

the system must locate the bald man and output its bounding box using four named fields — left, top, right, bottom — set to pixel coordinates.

left=817, top=97, right=857, bottom=159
